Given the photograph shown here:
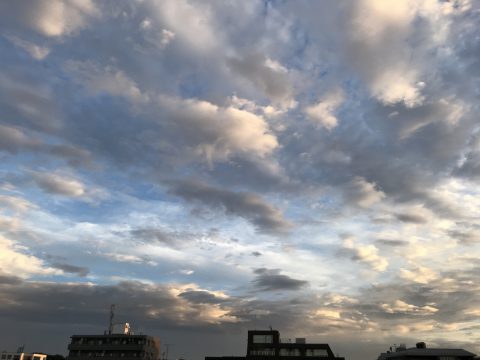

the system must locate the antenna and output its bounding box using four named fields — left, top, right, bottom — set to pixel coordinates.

left=109, top=304, right=115, bottom=335
left=163, top=344, right=172, bottom=360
